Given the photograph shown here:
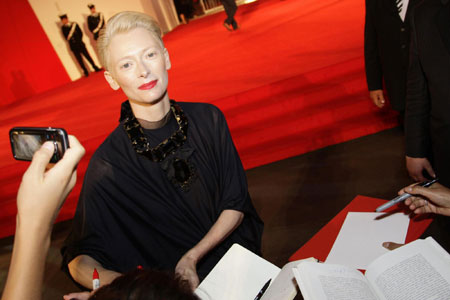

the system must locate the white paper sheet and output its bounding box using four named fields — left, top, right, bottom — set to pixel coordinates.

left=195, top=244, right=280, bottom=300
left=324, top=212, right=410, bottom=269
